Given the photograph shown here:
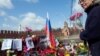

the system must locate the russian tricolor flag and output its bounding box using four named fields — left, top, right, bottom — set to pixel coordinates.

left=45, top=13, right=56, bottom=49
